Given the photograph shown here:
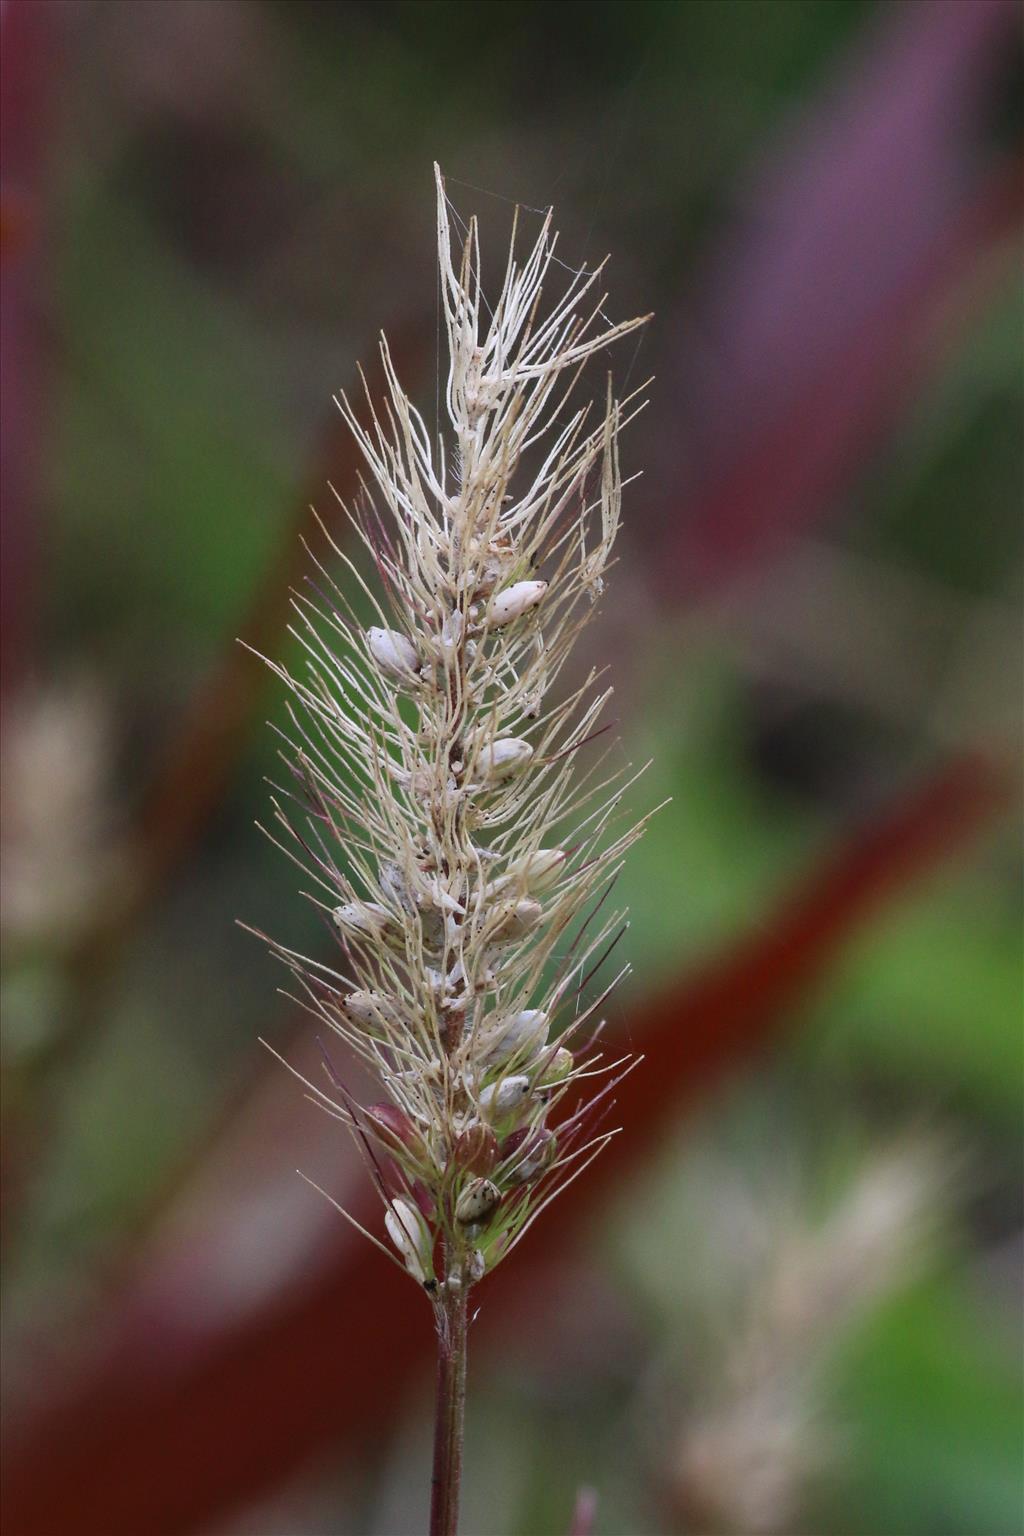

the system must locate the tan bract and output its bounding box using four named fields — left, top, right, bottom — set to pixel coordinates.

left=254, top=165, right=651, bottom=1294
